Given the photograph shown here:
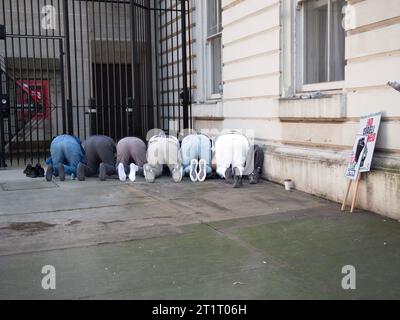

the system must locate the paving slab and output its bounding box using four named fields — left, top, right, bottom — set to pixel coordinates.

left=0, top=169, right=399, bottom=299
